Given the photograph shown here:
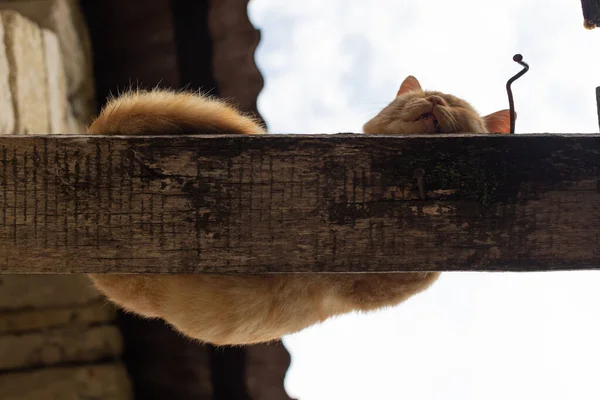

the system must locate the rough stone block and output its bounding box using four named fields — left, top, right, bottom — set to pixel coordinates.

left=0, top=0, right=96, bottom=125
left=0, top=16, right=15, bottom=134
left=67, top=108, right=85, bottom=133
left=0, top=301, right=117, bottom=334
left=0, top=324, right=123, bottom=370
left=1, top=10, right=49, bottom=134
left=0, top=275, right=102, bottom=310
left=42, top=28, right=68, bottom=133
left=0, top=363, right=133, bottom=400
